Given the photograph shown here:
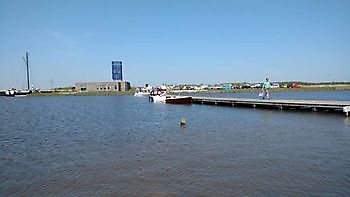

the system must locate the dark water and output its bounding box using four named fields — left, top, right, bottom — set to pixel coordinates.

left=1, top=91, right=350, bottom=196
